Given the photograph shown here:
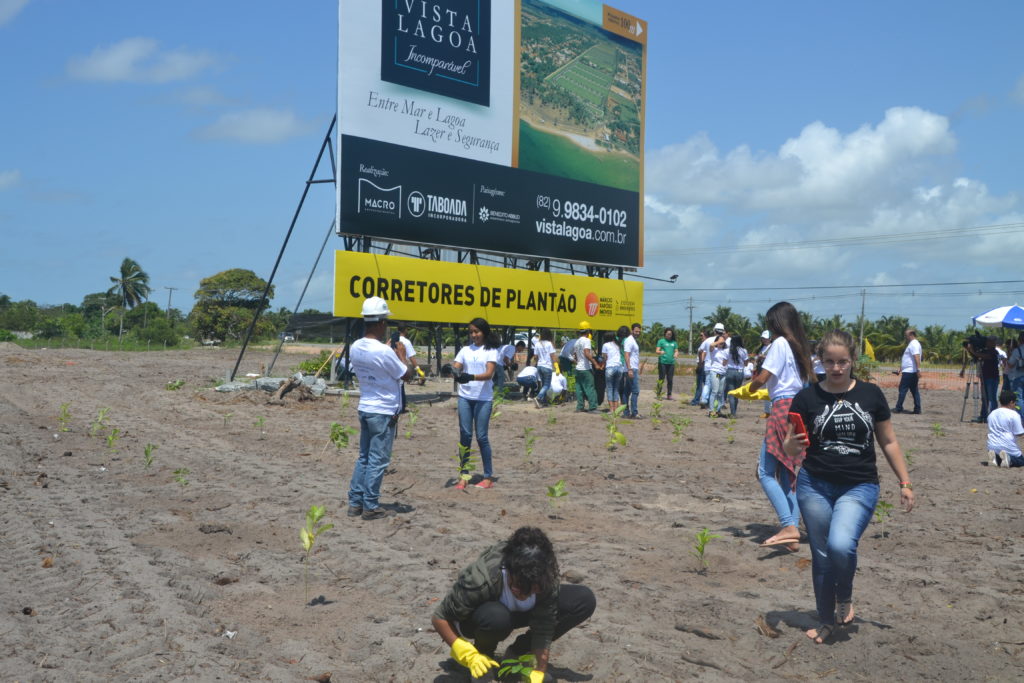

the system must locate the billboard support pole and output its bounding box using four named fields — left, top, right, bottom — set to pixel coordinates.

left=229, top=114, right=337, bottom=382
